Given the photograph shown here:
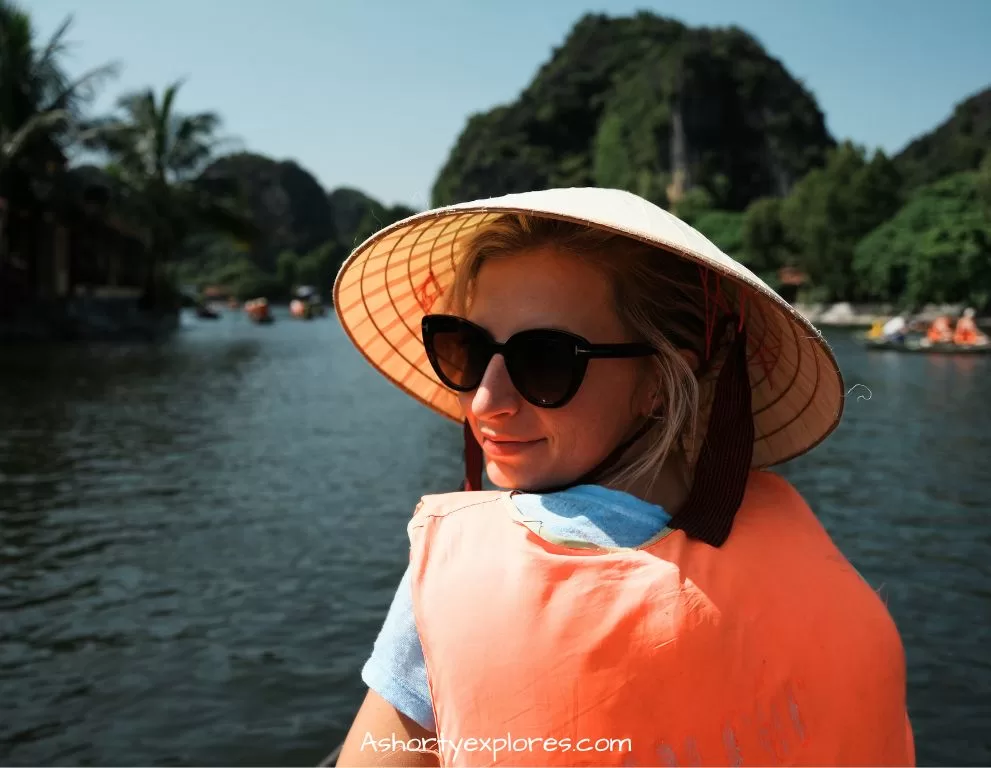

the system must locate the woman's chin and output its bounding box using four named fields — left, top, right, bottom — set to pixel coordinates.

left=484, top=461, right=519, bottom=489
left=485, top=460, right=559, bottom=492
